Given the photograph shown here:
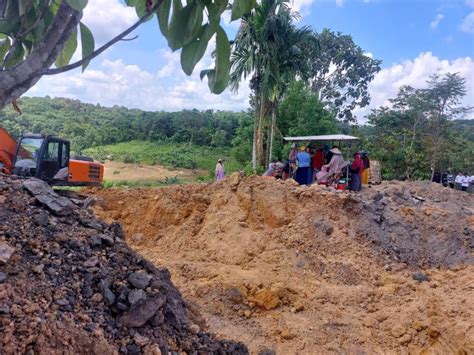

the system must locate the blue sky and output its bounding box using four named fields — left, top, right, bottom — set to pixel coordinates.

left=27, top=0, right=474, bottom=121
